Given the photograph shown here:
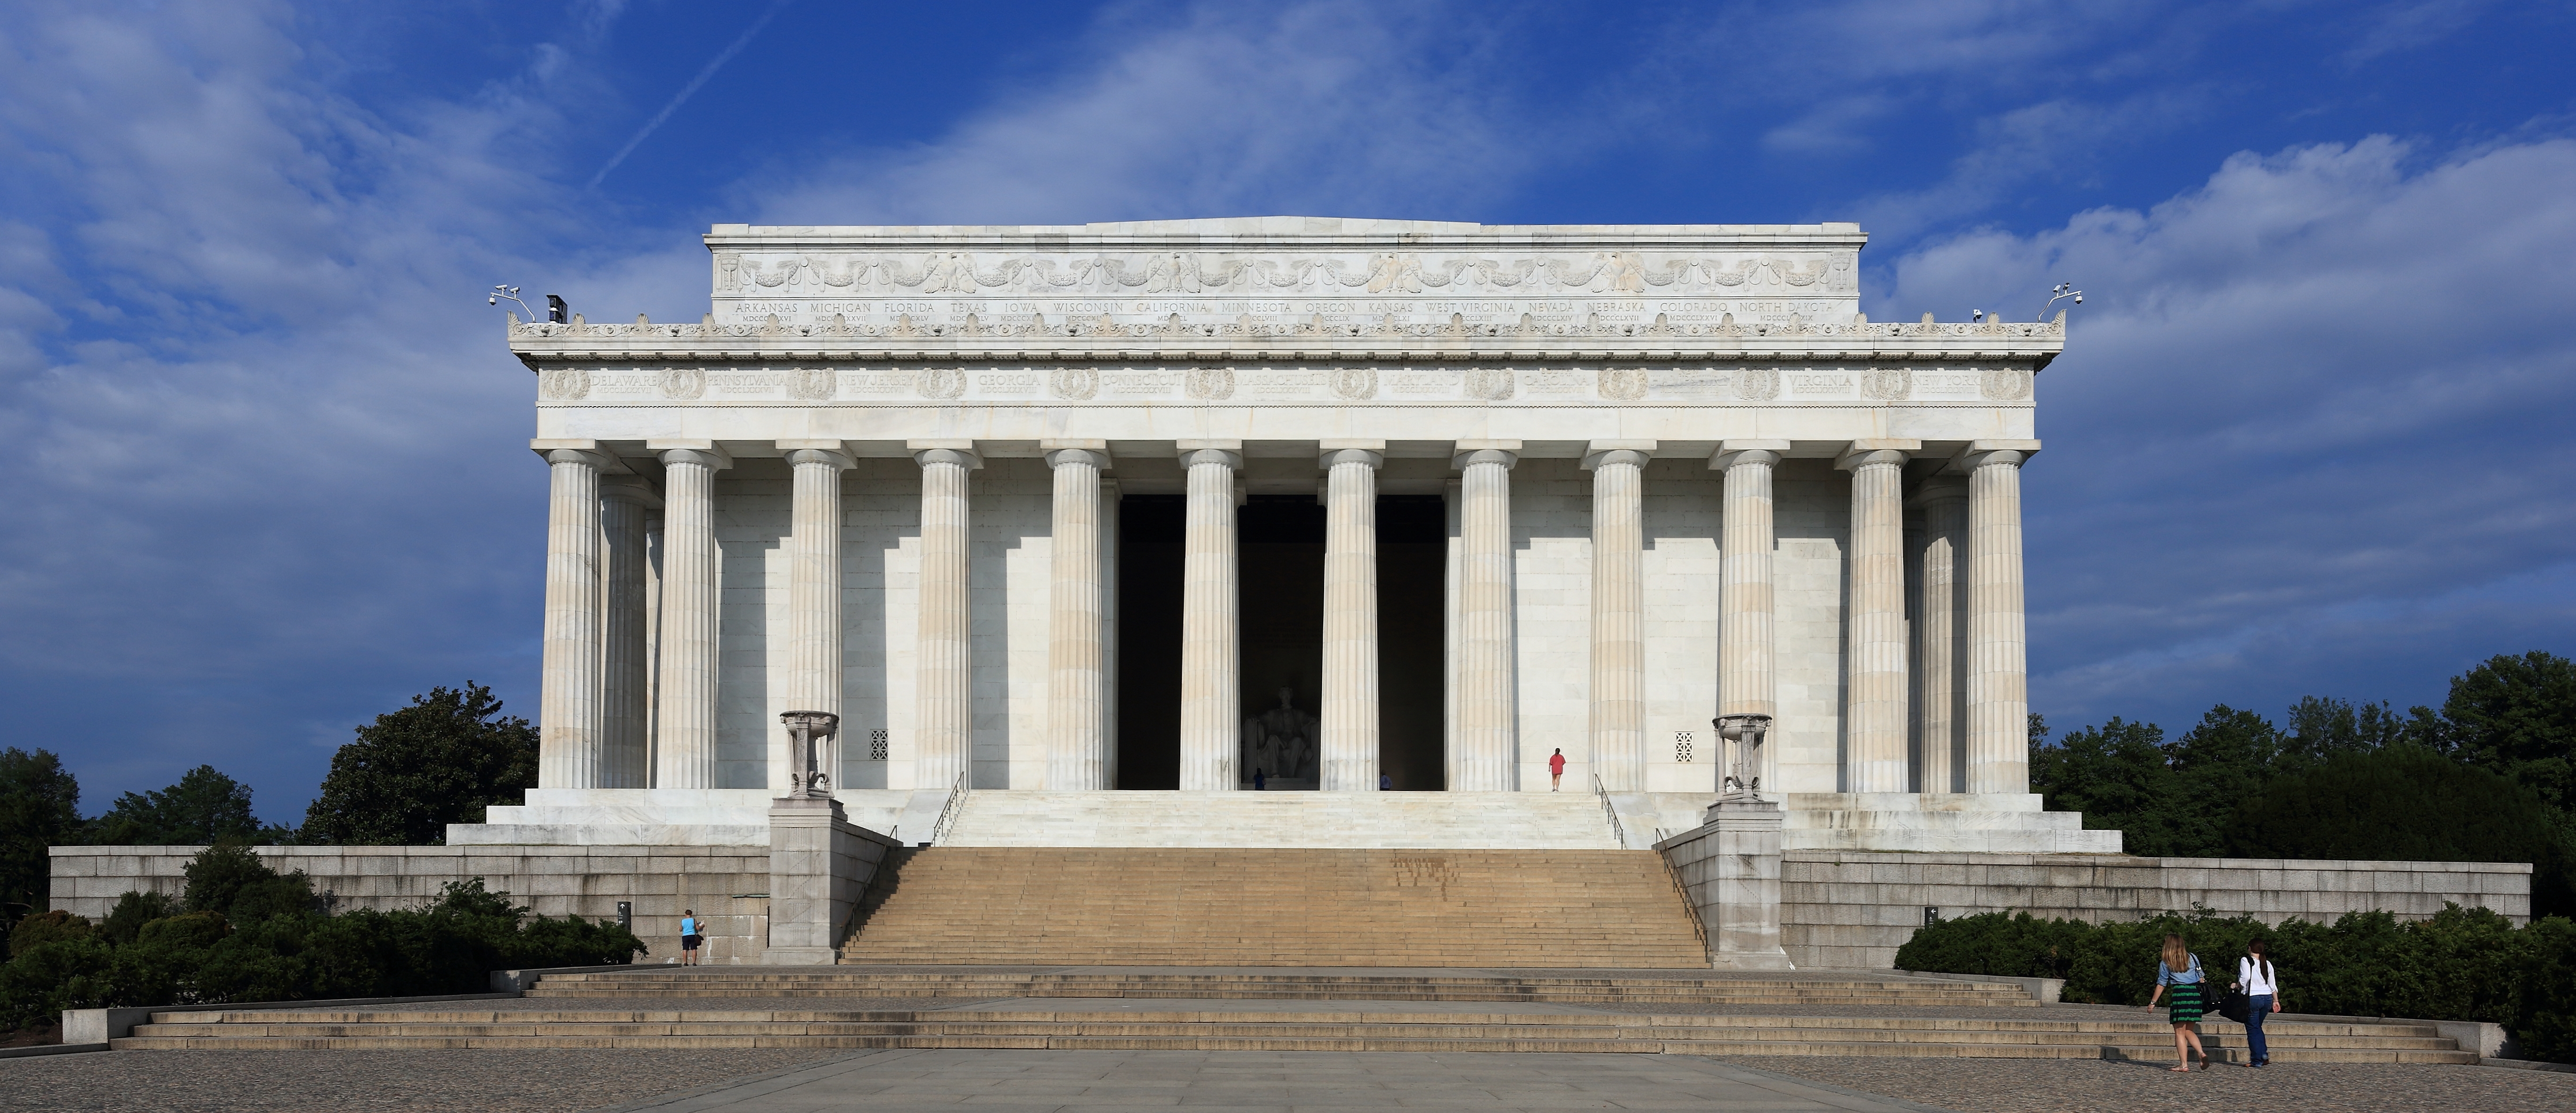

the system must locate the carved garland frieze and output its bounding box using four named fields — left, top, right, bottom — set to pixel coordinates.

left=713, top=250, right=1857, bottom=295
